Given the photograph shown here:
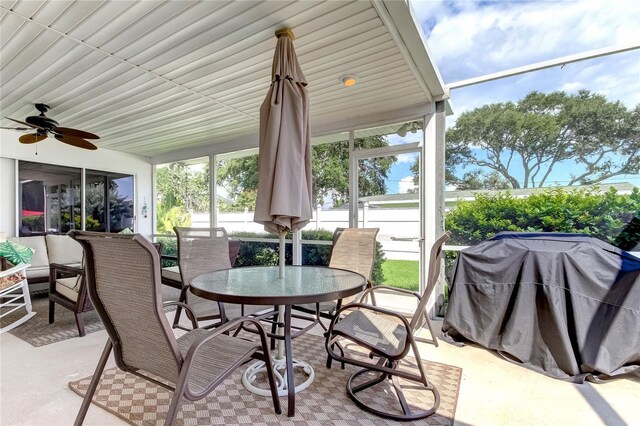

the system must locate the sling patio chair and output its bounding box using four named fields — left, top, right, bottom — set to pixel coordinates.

left=292, top=228, right=379, bottom=330
left=325, top=232, right=450, bottom=421
left=69, top=230, right=281, bottom=426
left=172, top=227, right=263, bottom=330
left=49, top=241, right=162, bottom=337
